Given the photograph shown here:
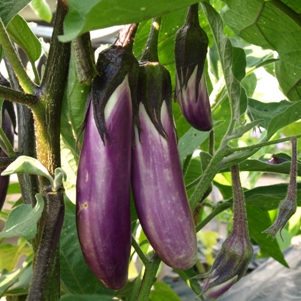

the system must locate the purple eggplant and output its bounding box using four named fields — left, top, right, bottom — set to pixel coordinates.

left=0, top=75, right=16, bottom=211
left=175, top=4, right=212, bottom=131
left=132, top=18, right=197, bottom=270
left=76, top=24, right=138, bottom=290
